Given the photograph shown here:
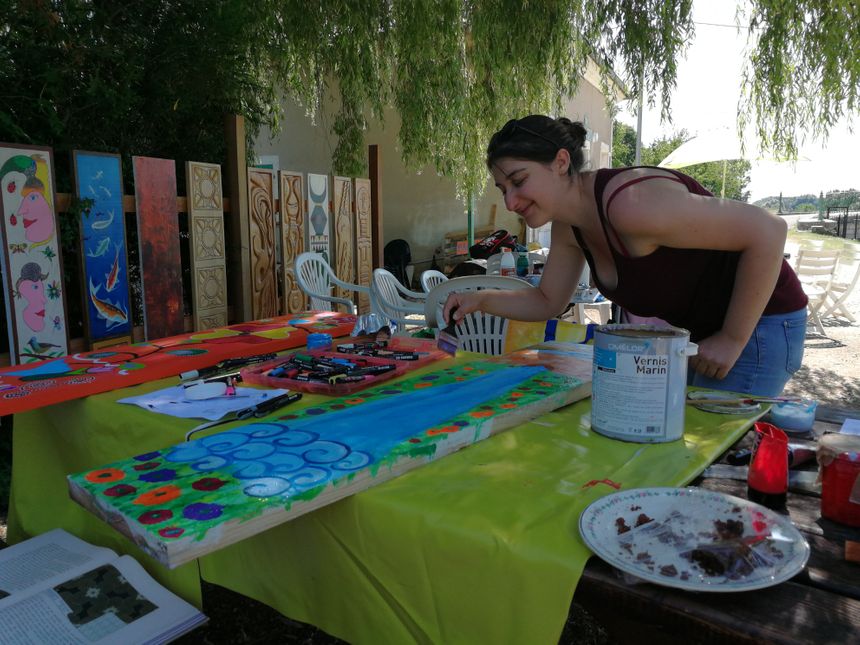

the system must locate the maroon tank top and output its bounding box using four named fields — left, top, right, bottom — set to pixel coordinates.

left=571, top=167, right=808, bottom=341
